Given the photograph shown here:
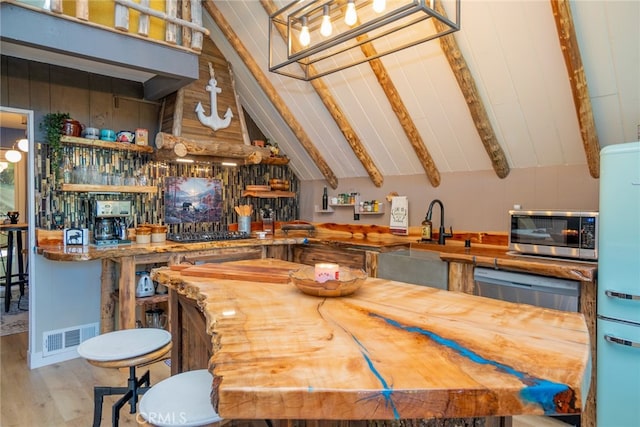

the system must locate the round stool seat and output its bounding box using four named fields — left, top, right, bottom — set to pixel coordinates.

left=139, top=369, right=222, bottom=427
left=78, top=328, right=171, bottom=362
